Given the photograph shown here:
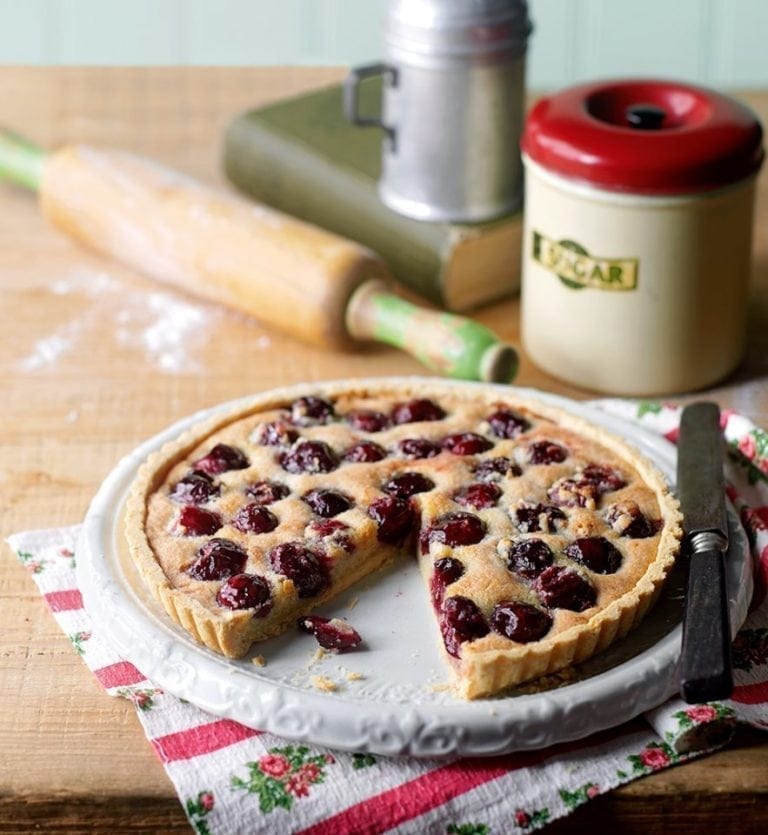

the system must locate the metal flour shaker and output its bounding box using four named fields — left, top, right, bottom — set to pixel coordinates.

left=344, top=0, right=531, bottom=223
